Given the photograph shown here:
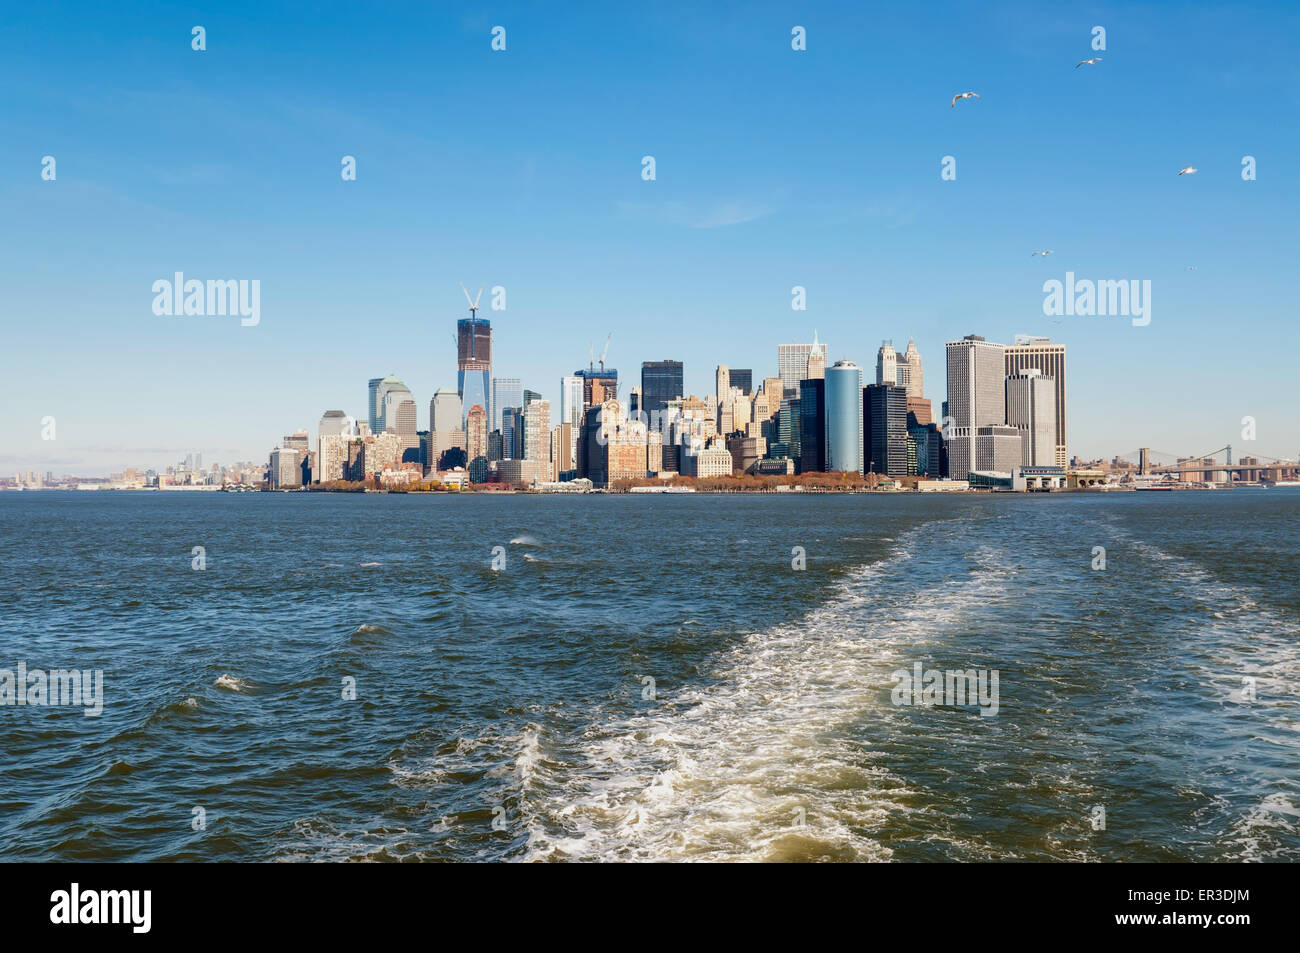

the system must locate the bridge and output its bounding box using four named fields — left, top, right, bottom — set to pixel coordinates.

left=1111, top=446, right=1300, bottom=484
